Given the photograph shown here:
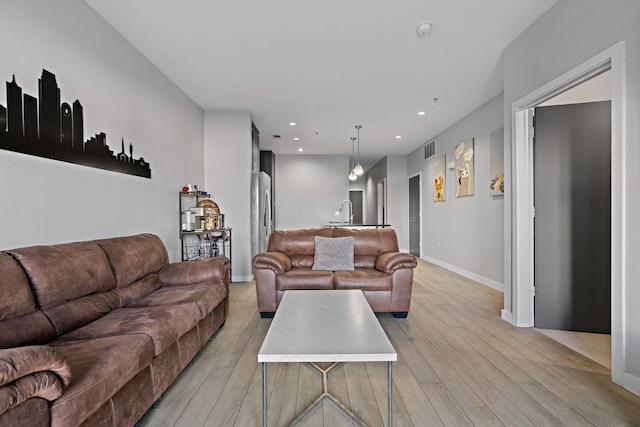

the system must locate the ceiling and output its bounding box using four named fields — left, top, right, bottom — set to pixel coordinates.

left=84, top=0, right=557, bottom=168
